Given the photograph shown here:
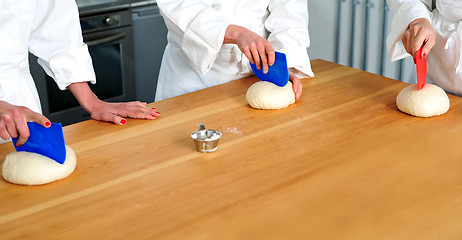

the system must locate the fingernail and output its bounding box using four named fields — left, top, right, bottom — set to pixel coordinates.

left=423, top=53, right=426, bottom=58
left=45, top=122, right=51, bottom=127
left=156, top=112, right=160, bottom=115
left=152, top=108, right=156, bottom=110
left=151, top=115, right=157, bottom=118
left=120, top=119, right=127, bottom=125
